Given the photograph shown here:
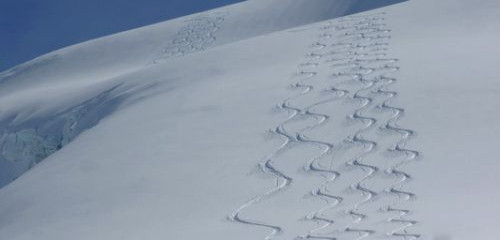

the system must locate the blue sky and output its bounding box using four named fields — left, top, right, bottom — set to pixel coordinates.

left=0, top=0, right=244, bottom=72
